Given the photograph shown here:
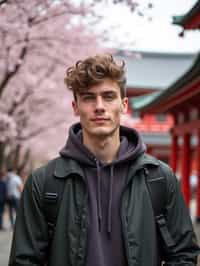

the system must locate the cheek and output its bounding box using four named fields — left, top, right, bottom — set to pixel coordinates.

left=112, top=104, right=123, bottom=114
left=110, top=107, right=123, bottom=121
left=79, top=109, right=91, bottom=121
left=77, top=104, right=91, bottom=115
